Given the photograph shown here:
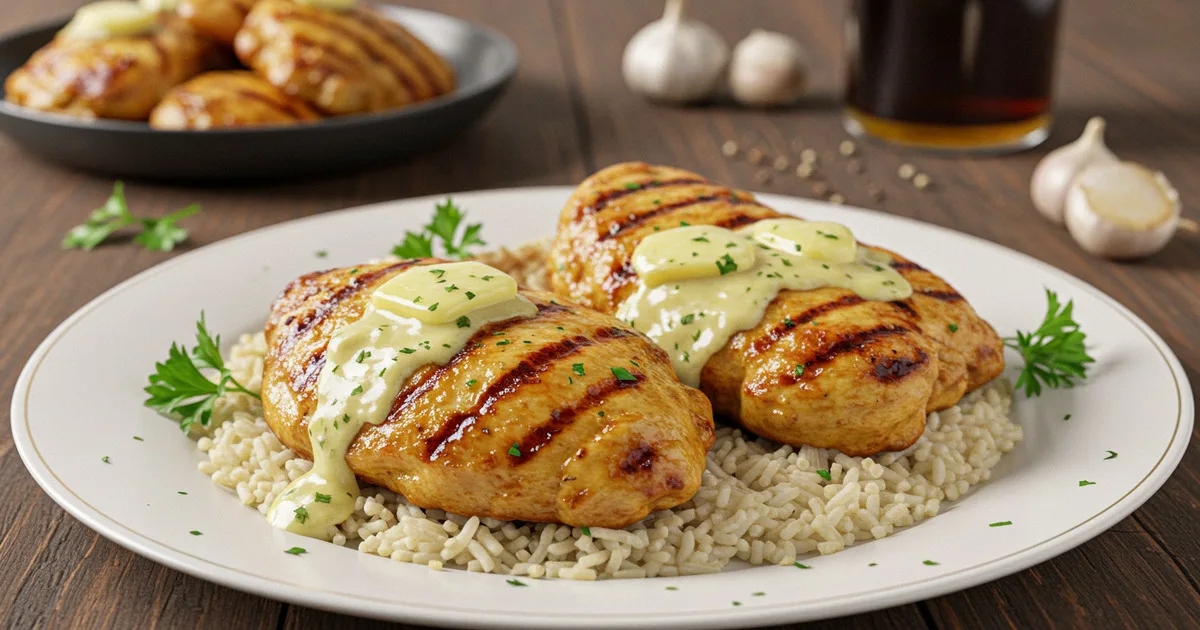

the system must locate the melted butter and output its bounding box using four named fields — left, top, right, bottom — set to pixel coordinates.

left=615, top=219, right=912, bottom=387
left=60, top=1, right=158, bottom=40
left=267, top=262, right=537, bottom=539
